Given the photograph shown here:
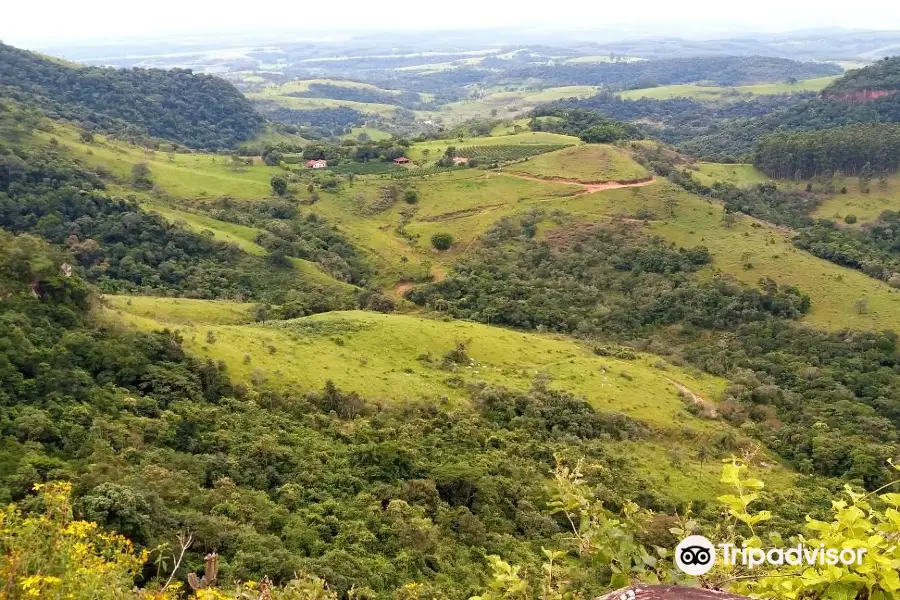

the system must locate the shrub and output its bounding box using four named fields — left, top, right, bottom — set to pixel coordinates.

left=431, top=233, right=454, bottom=251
